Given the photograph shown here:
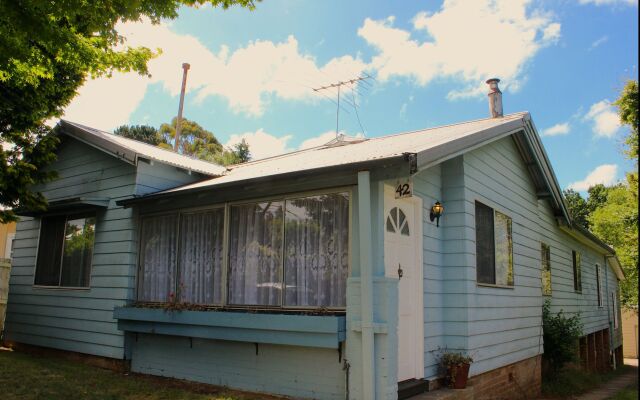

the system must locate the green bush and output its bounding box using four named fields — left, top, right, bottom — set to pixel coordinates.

left=542, top=299, right=583, bottom=373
